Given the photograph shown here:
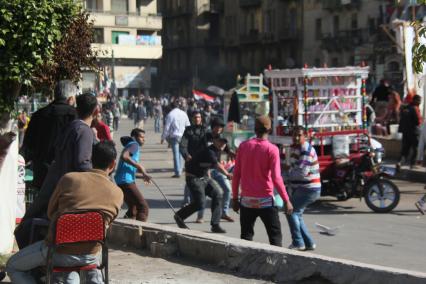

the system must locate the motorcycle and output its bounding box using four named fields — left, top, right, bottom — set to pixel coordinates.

left=320, top=135, right=400, bottom=213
